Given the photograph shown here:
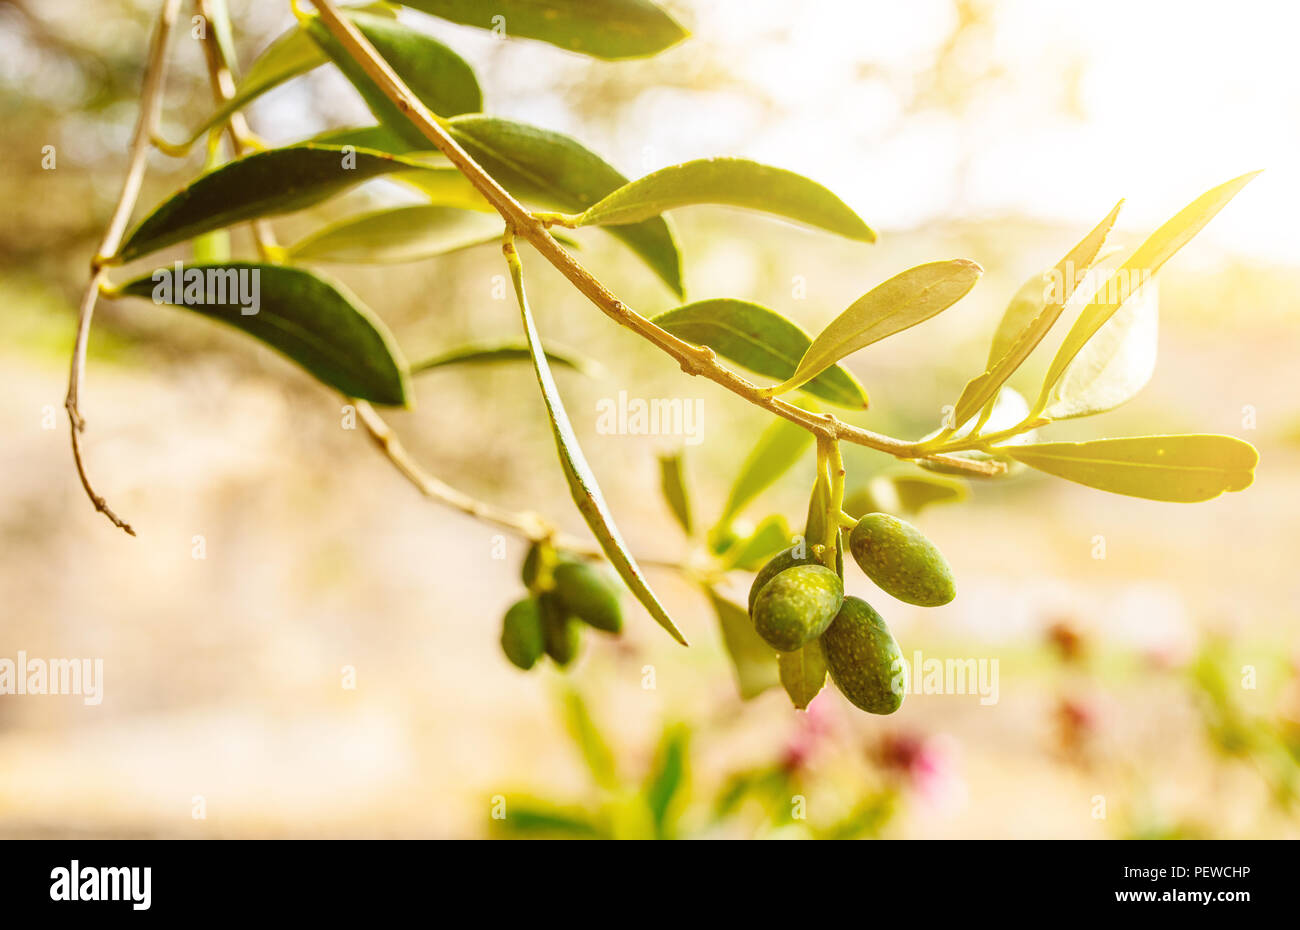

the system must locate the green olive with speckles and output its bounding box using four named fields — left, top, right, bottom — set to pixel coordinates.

left=553, top=560, right=623, bottom=633
left=751, top=564, right=843, bottom=652
left=822, top=596, right=905, bottom=714
left=747, top=545, right=817, bottom=614
left=539, top=592, right=581, bottom=666
left=849, top=512, right=955, bottom=607
left=500, top=597, right=545, bottom=670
